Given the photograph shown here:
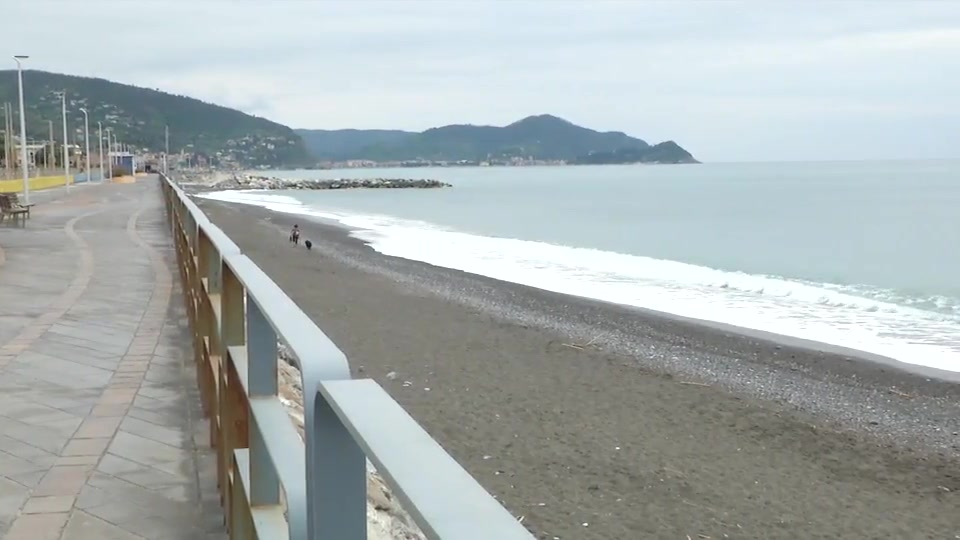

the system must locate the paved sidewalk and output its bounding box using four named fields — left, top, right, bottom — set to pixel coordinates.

left=0, top=179, right=225, bottom=539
